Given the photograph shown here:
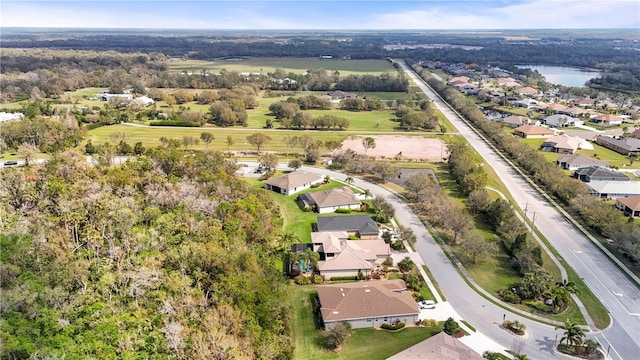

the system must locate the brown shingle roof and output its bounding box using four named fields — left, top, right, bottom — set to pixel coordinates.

left=616, top=196, right=640, bottom=211
left=317, top=280, right=418, bottom=323
left=263, top=170, right=323, bottom=190
left=300, top=187, right=360, bottom=208
left=387, top=332, right=483, bottom=359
